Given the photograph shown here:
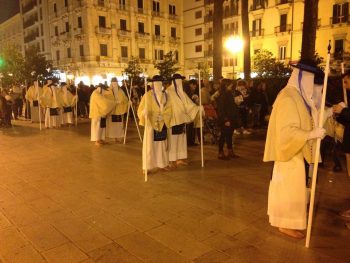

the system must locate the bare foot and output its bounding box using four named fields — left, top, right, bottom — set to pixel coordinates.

left=176, top=160, right=188, bottom=166
left=169, top=162, right=177, bottom=169
left=95, top=141, right=103, bottom=146
left=278, top=228, right=305, bottom=239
